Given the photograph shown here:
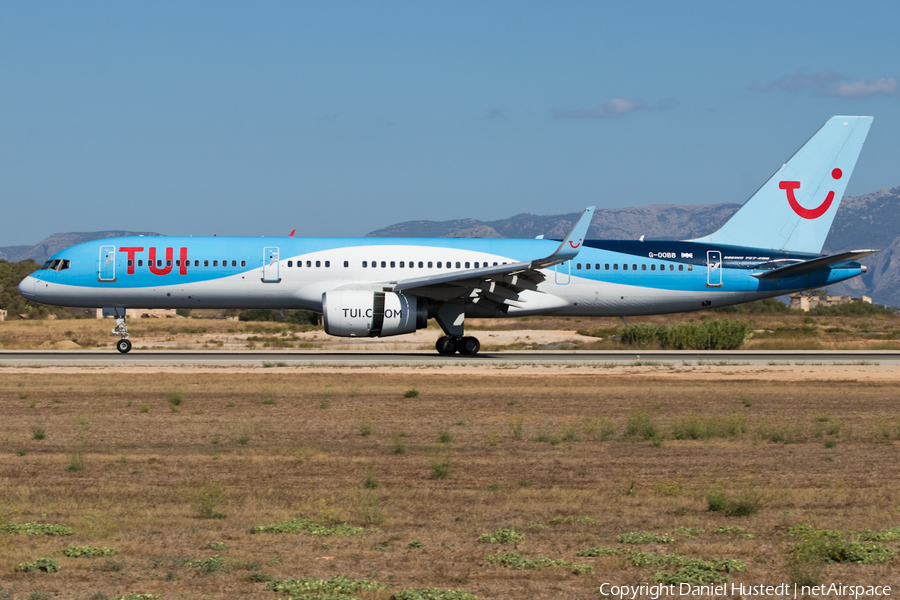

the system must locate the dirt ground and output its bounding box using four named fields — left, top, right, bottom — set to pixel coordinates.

left=1, top=365, right=900, bottom=599
left=3, top=310, right=900, bottom=352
